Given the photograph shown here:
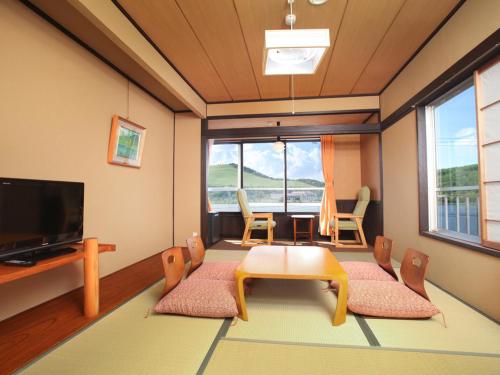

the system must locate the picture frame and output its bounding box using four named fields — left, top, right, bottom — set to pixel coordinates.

left=107, top=115, right=146, bottom=168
